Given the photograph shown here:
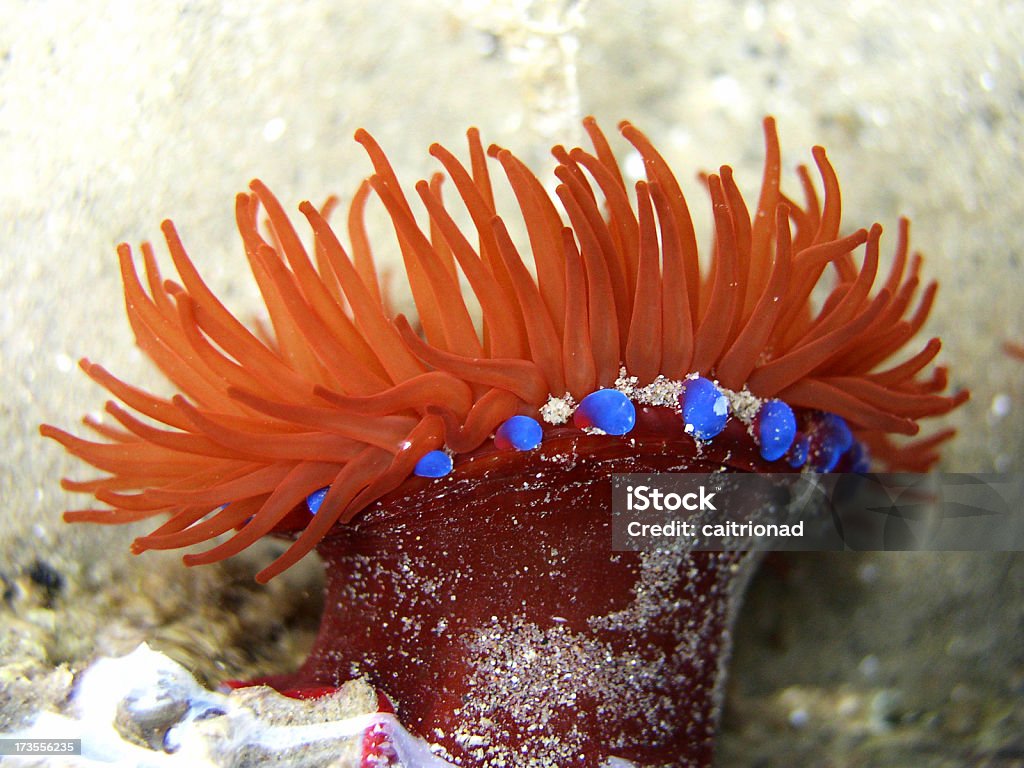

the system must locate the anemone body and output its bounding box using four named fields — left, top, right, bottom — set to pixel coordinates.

left=42, top=118, right=966, bottom=767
